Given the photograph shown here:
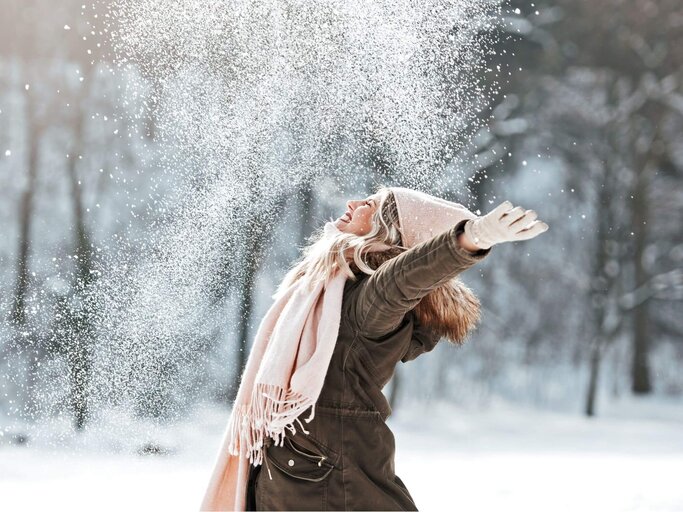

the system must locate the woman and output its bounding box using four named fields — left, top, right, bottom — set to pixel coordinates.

left=201, top=186, right=548, bottom=511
